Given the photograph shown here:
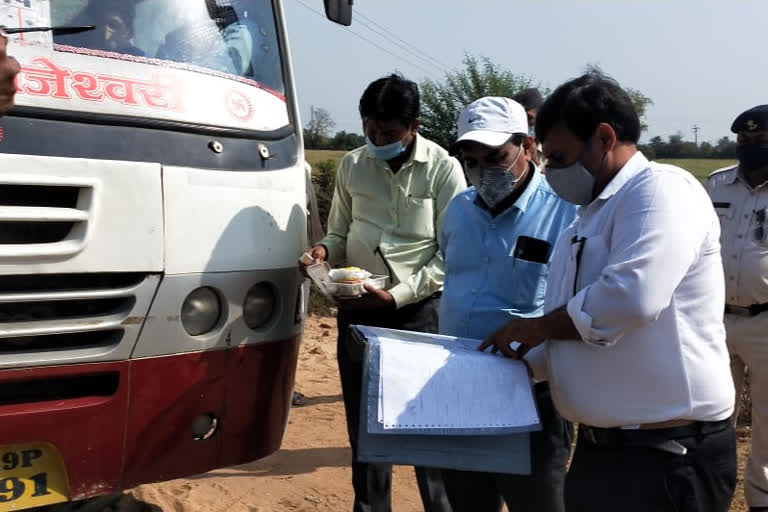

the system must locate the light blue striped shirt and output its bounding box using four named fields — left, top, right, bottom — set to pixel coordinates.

left=439, top=167, right=577, bottom=340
